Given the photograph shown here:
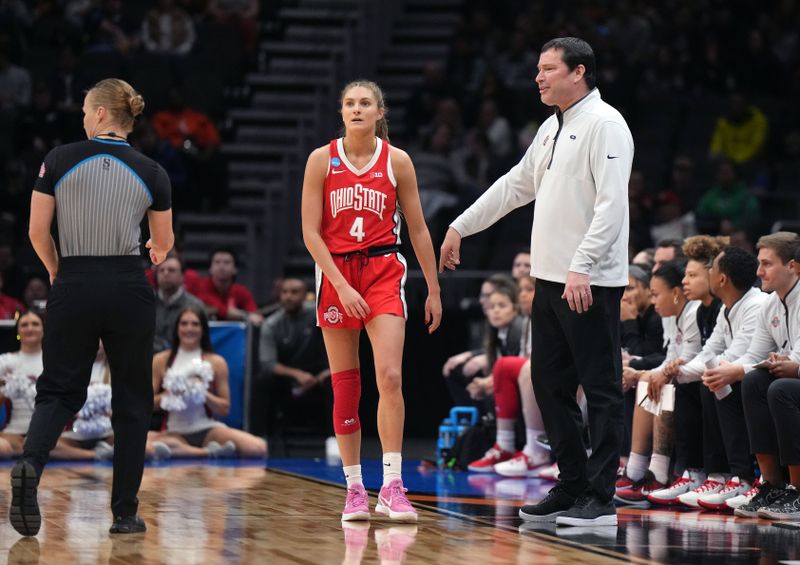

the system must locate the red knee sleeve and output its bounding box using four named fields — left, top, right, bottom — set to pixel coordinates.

left=493, top=356, right=527, bottom=419
left=332, top=368, right=361, bottom=435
